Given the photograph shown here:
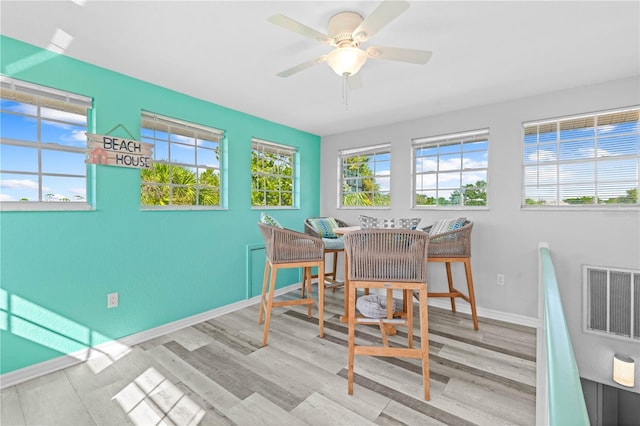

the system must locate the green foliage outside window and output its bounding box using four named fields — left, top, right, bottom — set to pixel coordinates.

left=141, top=163, right=220, bottom=206
left=526, top=187, right=638, bottom=206
left=415, top=180, right=487, bottom=206
left=341, top=155, right=390, bottom=207
left=251, top=147, right=294, bottom=207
